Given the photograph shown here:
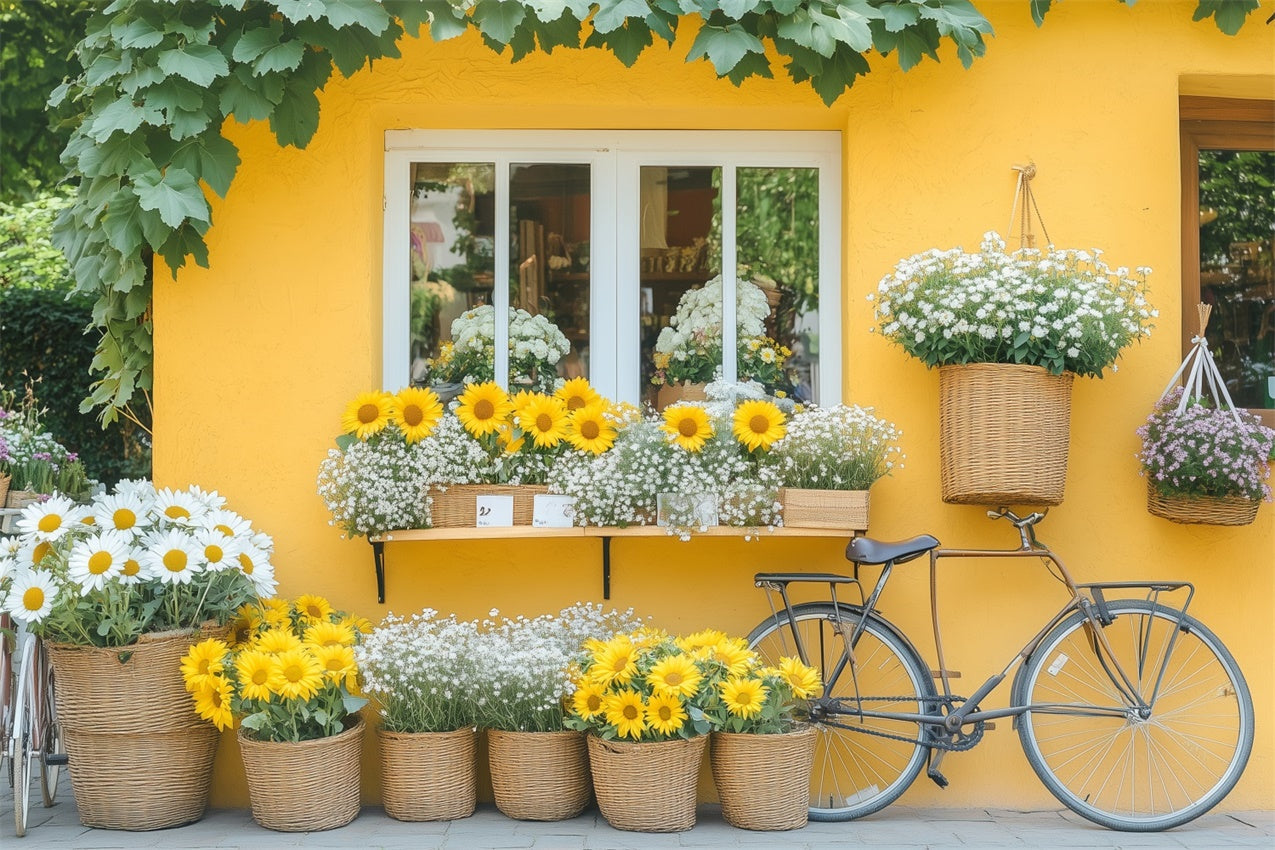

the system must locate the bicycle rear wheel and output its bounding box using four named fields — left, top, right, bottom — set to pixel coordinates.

left=1015, top=599, right=1253, bottom=831
left=747, top=602, right=935, bottom=821
left=39, top=651, right=62, bottom=807
left=12, top=639, right=35, bottom=837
